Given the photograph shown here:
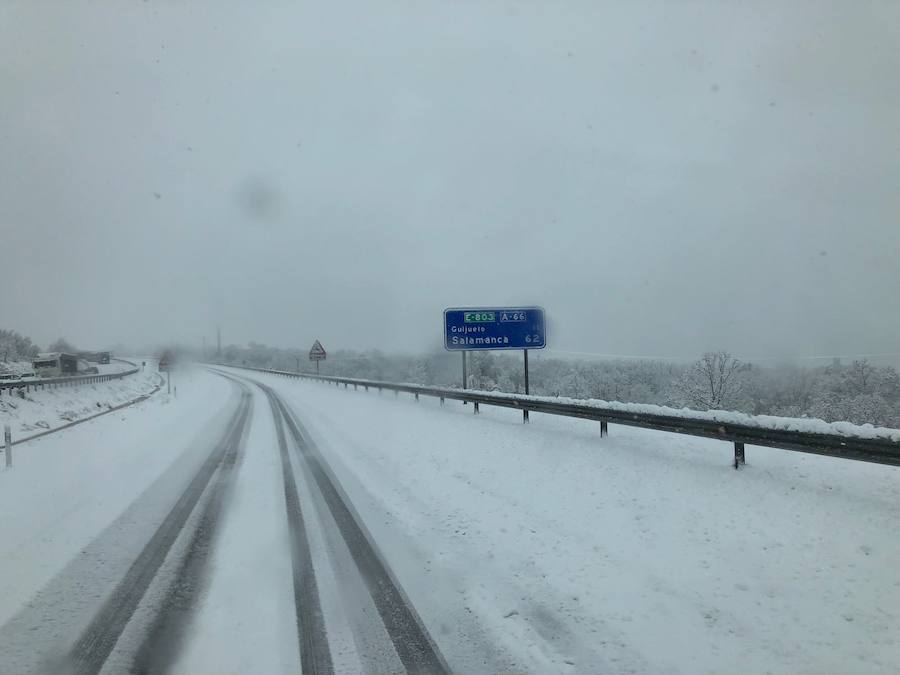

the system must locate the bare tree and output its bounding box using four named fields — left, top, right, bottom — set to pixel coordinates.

left=680, top=351, right=746, bottom=410
left=843, top=359, right=875, bottom=396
